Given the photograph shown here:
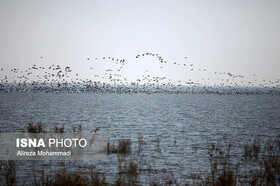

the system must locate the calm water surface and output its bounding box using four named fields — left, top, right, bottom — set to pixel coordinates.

left=0, top=92, right=279, bottom=183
